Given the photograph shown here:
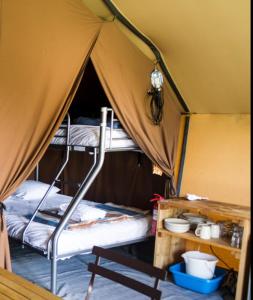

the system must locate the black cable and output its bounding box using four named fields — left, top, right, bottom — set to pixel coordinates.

left=210, top=245, right=239, bottom=298
left=148, top=88, right=164, bottom=125
left=210, top=245, right=231, bottom=270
